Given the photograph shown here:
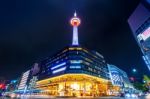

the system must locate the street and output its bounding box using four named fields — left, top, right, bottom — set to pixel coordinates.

left=0, top=96, right=148, bottom=99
